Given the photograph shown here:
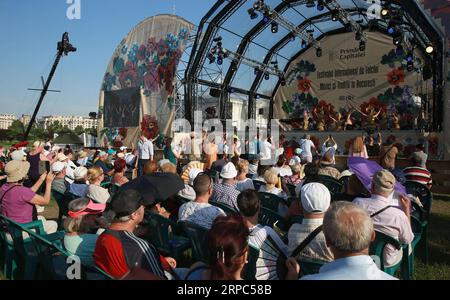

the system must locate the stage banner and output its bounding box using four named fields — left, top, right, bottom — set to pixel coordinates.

left=98, top=14, right=194, bottom=148
left=274, top=31, right=432, bottom=130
